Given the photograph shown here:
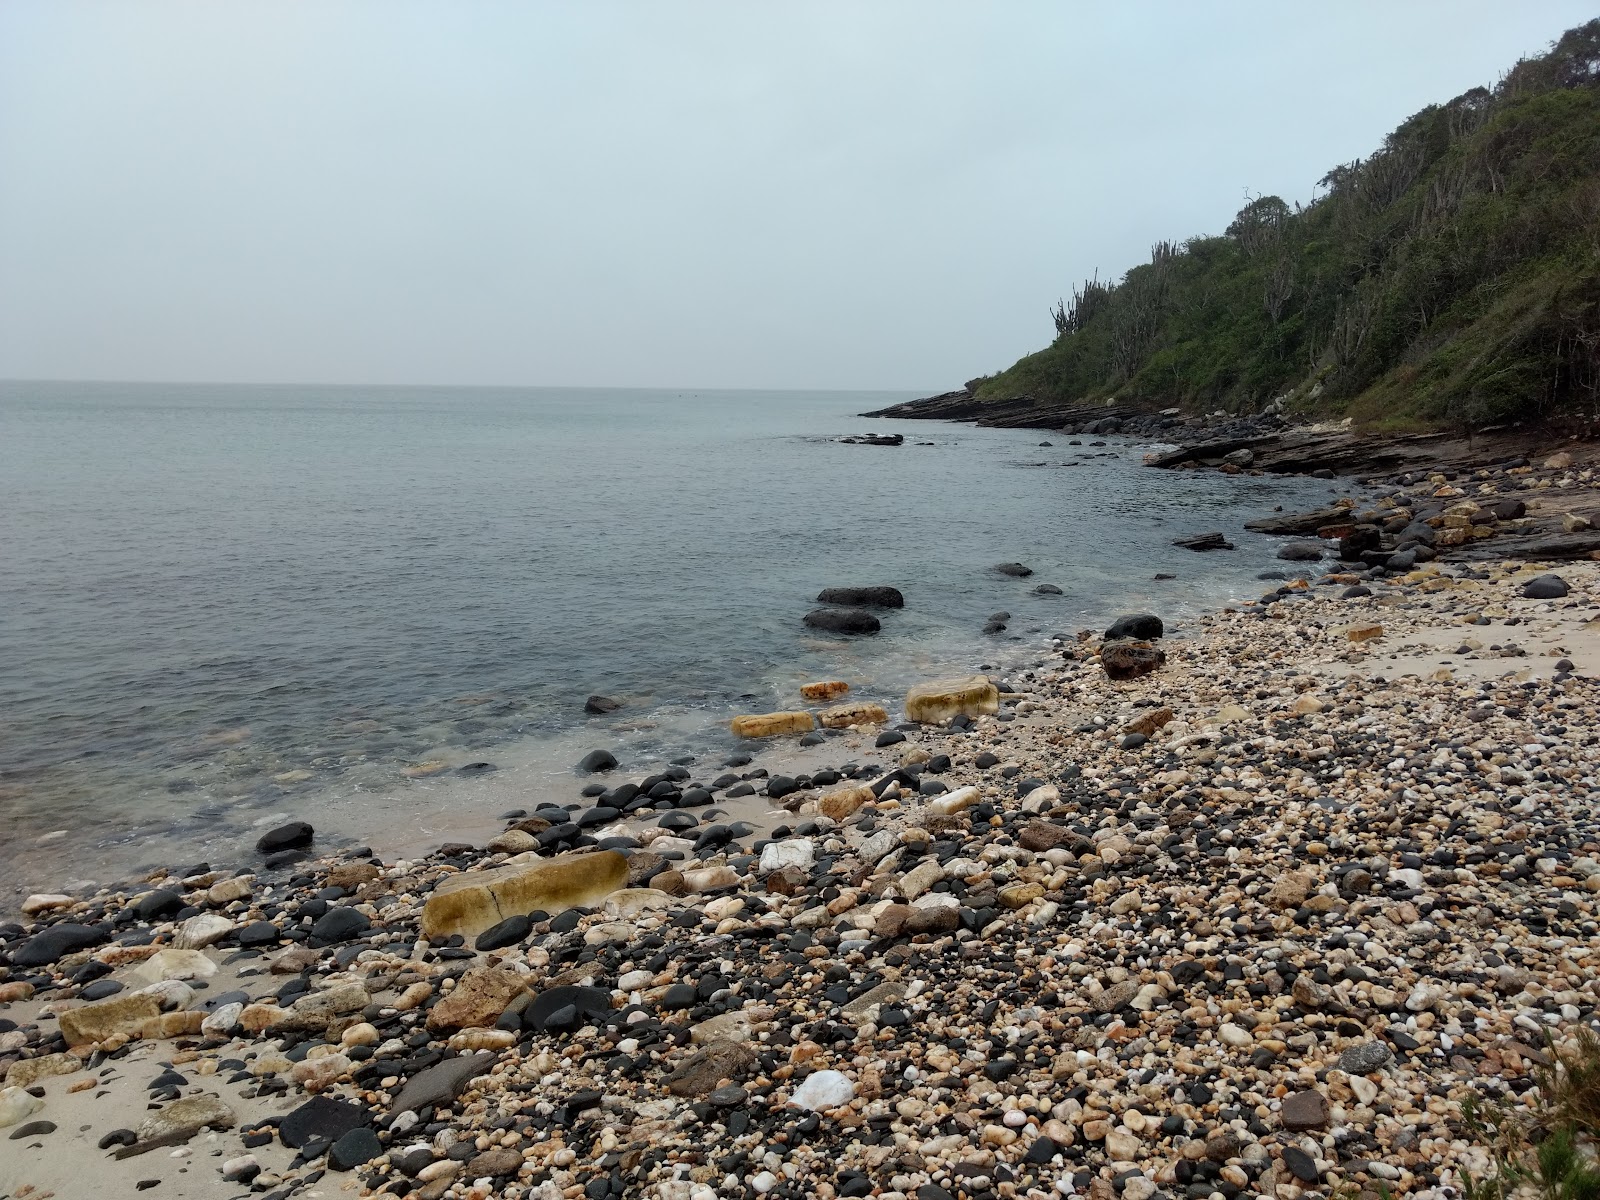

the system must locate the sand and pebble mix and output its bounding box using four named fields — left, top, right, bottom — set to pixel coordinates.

left=3, top=472, right=1599, bottom=1200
